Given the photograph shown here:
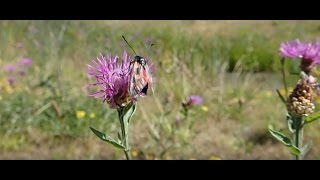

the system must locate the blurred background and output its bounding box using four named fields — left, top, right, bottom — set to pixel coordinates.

left=1, top=20, right=320, bottom=159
